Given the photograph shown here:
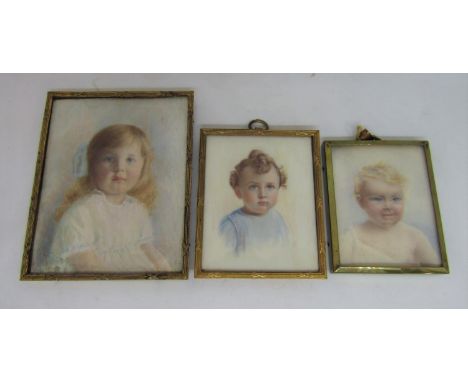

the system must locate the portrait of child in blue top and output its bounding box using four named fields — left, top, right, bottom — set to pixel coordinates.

left=219, top=149, right=289, bottom=254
